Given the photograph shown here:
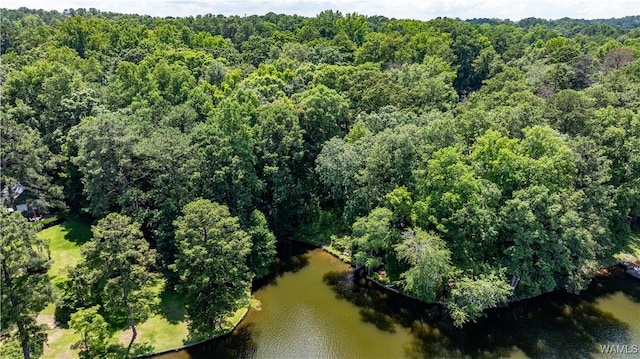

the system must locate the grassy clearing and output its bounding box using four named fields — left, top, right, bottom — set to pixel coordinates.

left=41, top=328, right=81, bottom=359
left=36, top=217, right=247, bottom=356
left=622, top=231, right=640, bottom=262
left=115, top=314, right=188, bottom=353
left=39, top=216, right=92, bottom=279
left=38, top=217, right=92, bottom=359
left=615, top=230, right=640, bottom=264
left=114, top=285, right=189, bottom=352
